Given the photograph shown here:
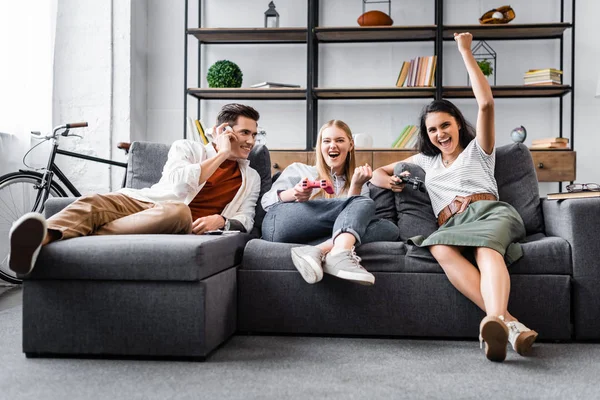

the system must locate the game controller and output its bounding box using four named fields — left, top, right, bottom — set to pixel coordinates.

left=393, top=175, right=425, bottom=192
left=302, top=179, right=335, bottom=194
